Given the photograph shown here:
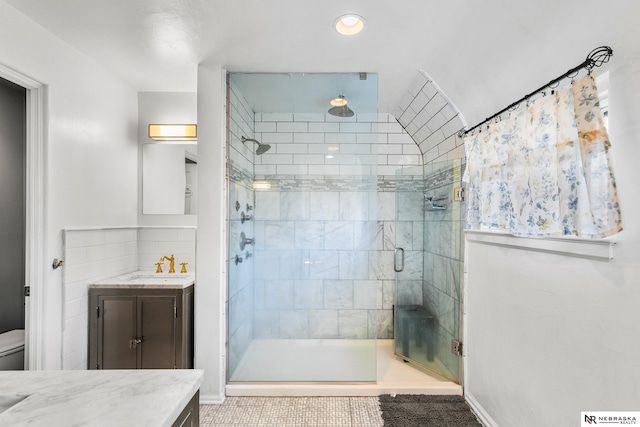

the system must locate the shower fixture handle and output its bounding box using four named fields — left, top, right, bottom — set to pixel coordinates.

left=241, top=211, right=253, bottom=223
left=394, top=247, right=405, bottom=272
left=239, top=231, right=255, bottom=250
left=235, top=254, right=243, bottom=265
